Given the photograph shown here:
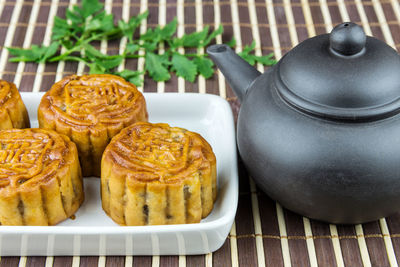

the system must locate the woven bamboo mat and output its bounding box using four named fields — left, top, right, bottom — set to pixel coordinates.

left=0, top=0, right=399, bottom=266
